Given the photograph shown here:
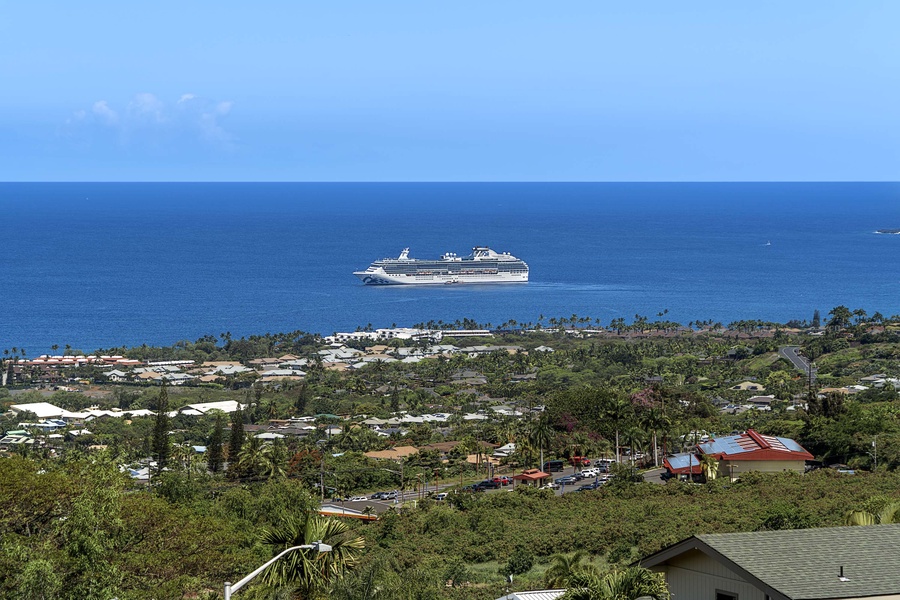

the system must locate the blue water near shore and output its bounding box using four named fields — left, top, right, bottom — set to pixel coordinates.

left=2, top=182, right=900, bottom=353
